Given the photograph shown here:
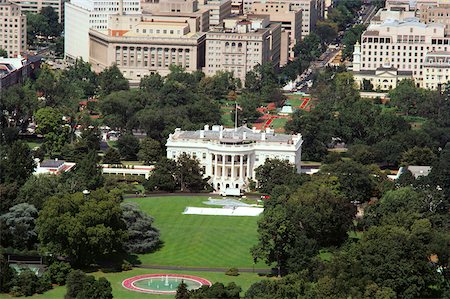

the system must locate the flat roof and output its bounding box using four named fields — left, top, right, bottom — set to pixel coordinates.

left=170, top=126, right=299, bottom=144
